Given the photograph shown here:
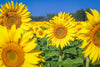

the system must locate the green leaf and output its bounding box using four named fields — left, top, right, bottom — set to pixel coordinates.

left=63, top=47, right=77, bottom=55
left=45, top=51, right=58, bottom=60
left=58, top=58, right=83, bottom=67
